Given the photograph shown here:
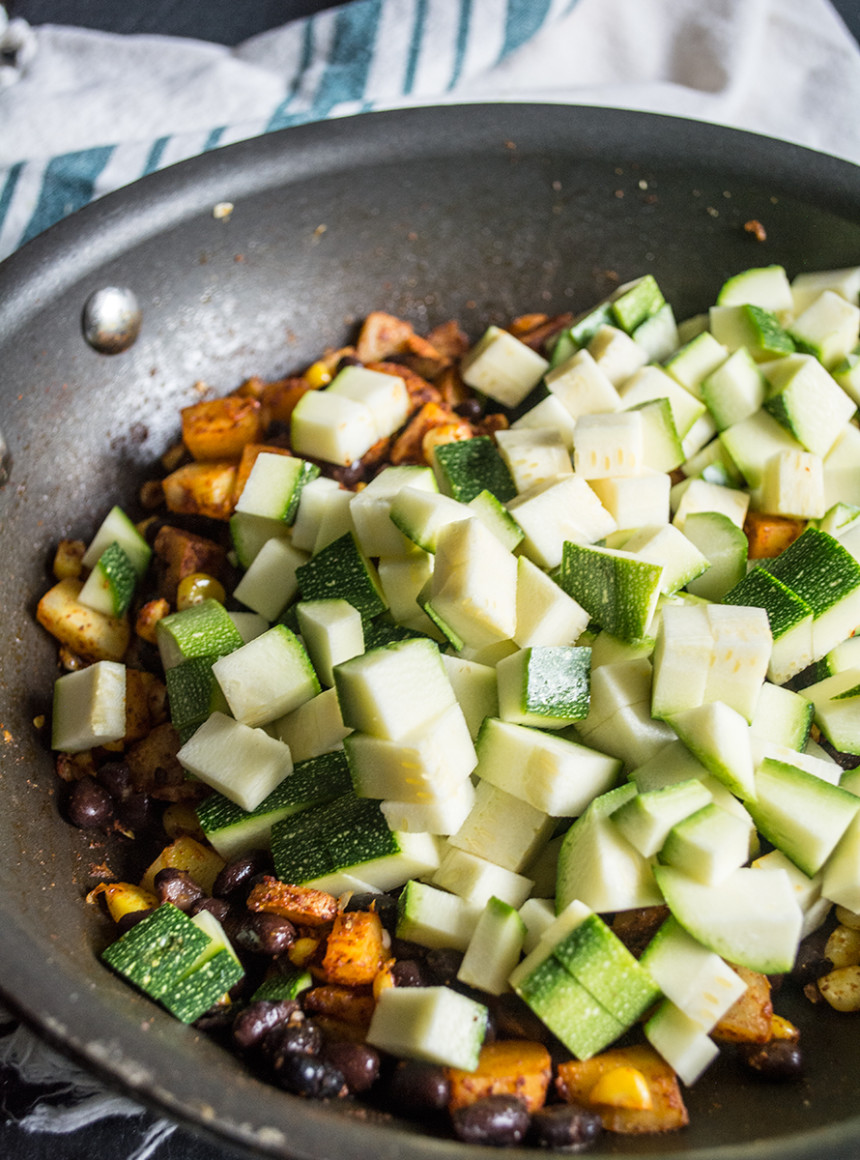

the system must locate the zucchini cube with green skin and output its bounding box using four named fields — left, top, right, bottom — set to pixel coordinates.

left=466, top=488, right=524, bottom=551
left=269, top=685, right=350, bottom=763
left=295, top=532, right=387, bottom=622
left=101, top=903, right=244, bottom=1024
left=432, top=435, right=517, bottom=503
left=572, top=410, right=645, bottom=479
left=494, top=427, right=573, bottom=494
left=589, top=471, right=672, bottom=534
left=474, top=716, right=621, bottom=818
left=586, top=324, right=648, bottom=387
left=230, top=510, right=291, bottom=569
left=644, top=1000, right=719, bottom=1087
left=52, top=660, right=126, bottom=752
left=788, top=289, right=860, bottom=370
left=78, top=540, right=139, bottom=618
left=156, top=598, right=245, bottom=671
left=723, top=565, right=813, bottom=686
left=682, top=511, right=749, bottom=603
left=177, top=711, right=294, bottom=811
left=666, top=700, right=756, bottom=802
left=396, top=879, right=482, bottom=951
left=289, top=476, right=343, bottom=552
left=459, top=325, right=549, bottom=408
left=196, top=750, right=352, bottom=860
left=623, top=522, right=710, bottom=595
left=380, top=777, right=476, bottom=837
left=760, top=527, right=860, bottom=663
left=762, top=353, right=857, bottom=459
left=290, top=389, right=378, bottom=466
left=350, top=464, right=437, bottom=558
left=612, top=778, right=713, bottom=859
left=252, top=966, right=313, bottom=1003
left=703, top=603, right=772, bottom=722
left=709, top=304, right=796, bottom=361
left=496, top=646, right=591, bottom=729
left=556, top=783, right=663, bottom=914
left=388, top=486, right=473, bottom=553
left=663, top=330, right=729, bottom=398
left=659, top=802, right=752, bottom=885
left=700, top=346, right=767, bottom=430
left=640, top=916, right=748, bottom=1032
left=510, top=394, right=577, bottom=451
left=632, top=301, right=680, bottom=362
left=367, top=985, right=488, bottom=1072
left=327, top=364, right=411, bottom=441
left=545, top=348, right=622, bottom=419
left=427, top=517, right=518, bottom=649
left=165, top=654, right=230, bottom=743
left=821, top=810, right=860, bottom=912
left=671, top=477, right=750, bottom=532
left=559, top=542, right=663, bottom=643
left=799, top=668, right=860, bottom=755
left=234, top=451, right=320, bottom=523
left=717, top=264, right=794, bottom=312
left=653, top=864, right=803, bottom=975
left=344, top=700, right=476, bottom=803
left=432, top=846, right=533, bottom=910
left=512, top=556, right=590, bottom=649
left=620, top=363, right=702, bottom=438
left=82, top=504, right=151, bottom=579
left=212, top=624, right=319, bottom=728
left=233, top=535, right=309, bottom=623
left=458, top=896, right=528, bottom=997
left=551, top=912, right=661, bottom=1025
left=650, top=603, right=713, bottom=720
left=610, top=274, right=666, bottom=333
left=296, top=598, right=364, bottom=687
left=511, top=948, right=625, bottom=1061
left=719, top=407, right=805, bottom=490
left=746, top=756, right=860, bottom=877
left=334, top=636, right=456, bottom=741
left=449, top=779, right=555, bottom=874
left=507, top=474, right=617, bottom=571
